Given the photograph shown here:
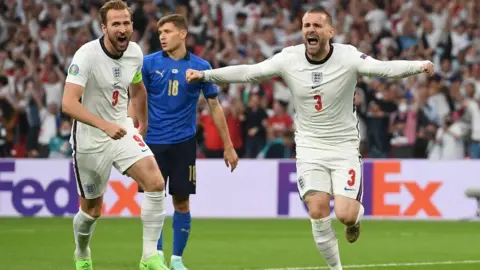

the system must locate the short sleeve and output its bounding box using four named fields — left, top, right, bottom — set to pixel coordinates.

left=65, top=46, right=92, bottom=87
left=201, top=63, right=219, bottom=98
left=132, top=46, right=144, bottom=84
